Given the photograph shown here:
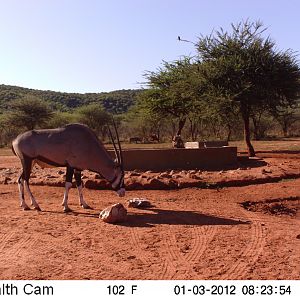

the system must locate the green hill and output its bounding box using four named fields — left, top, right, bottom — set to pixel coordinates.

left=0, top=84, right=141, bottom=113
